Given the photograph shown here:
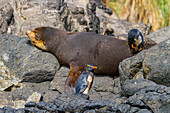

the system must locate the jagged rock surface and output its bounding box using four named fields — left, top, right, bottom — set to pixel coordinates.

left=0, top=0, right=150, bottom=37
left=119, top=38, right=170, bottom=90
left=0, top=34, right=59, bottom=91
left=0, top=84, right=169, bottom=112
